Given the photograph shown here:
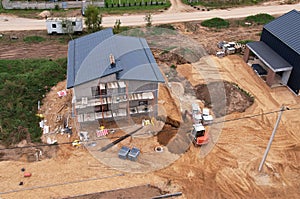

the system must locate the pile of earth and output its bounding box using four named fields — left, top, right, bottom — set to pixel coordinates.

left=68, top=184, right=167, bottom=199
left=152, top=48, right=190, bottom=66
left=0, top=141, right=59, bottom=162
left=194, top=81, right=254, bottom=117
